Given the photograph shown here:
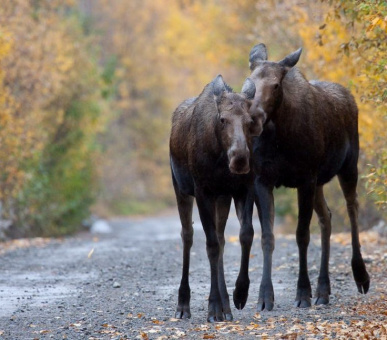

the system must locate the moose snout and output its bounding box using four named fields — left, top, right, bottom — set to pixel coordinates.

left=228, top=145, right=250, bottom=174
